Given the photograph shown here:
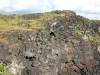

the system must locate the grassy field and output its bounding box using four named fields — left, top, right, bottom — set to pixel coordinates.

left=0, top=10, right=67, bottom=32
left=0, top=15, right=44, bottom=31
